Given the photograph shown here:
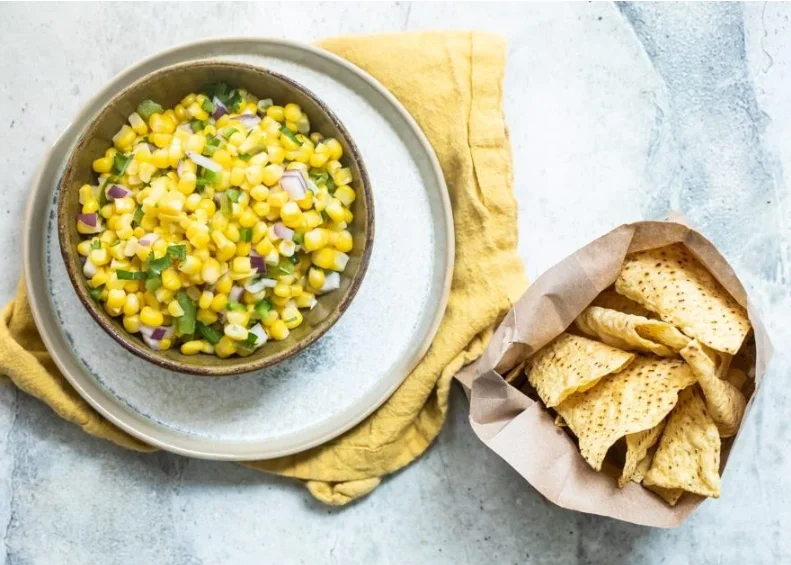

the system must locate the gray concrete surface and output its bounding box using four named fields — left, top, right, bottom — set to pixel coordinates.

left=0, top=3, right=789, bottom=564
